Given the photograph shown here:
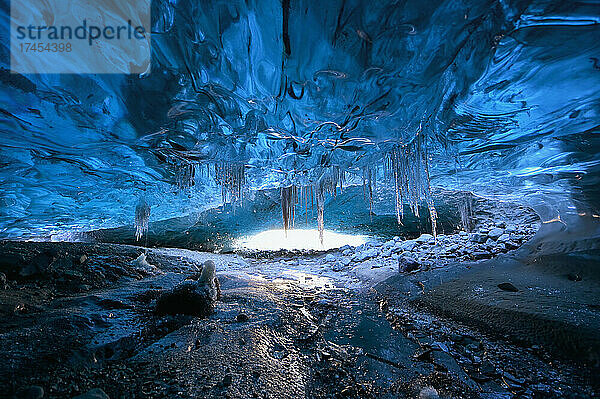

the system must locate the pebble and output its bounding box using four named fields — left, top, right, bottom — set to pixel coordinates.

left=497, top=282, right=519, bottom=292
